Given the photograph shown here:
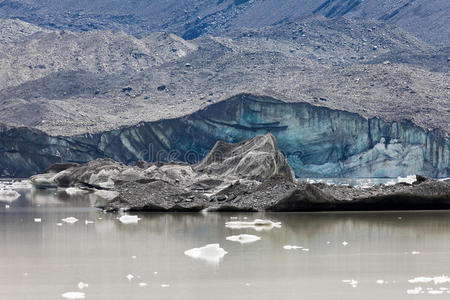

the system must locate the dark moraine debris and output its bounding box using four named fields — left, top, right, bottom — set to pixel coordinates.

left=29, top=134, right=450, bottom=212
